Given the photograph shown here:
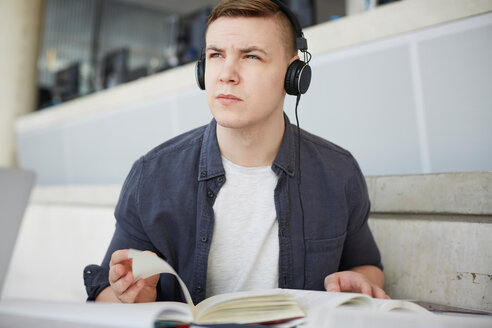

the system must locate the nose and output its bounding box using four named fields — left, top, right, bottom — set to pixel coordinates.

left=218, top=57, right=239, bottom=85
